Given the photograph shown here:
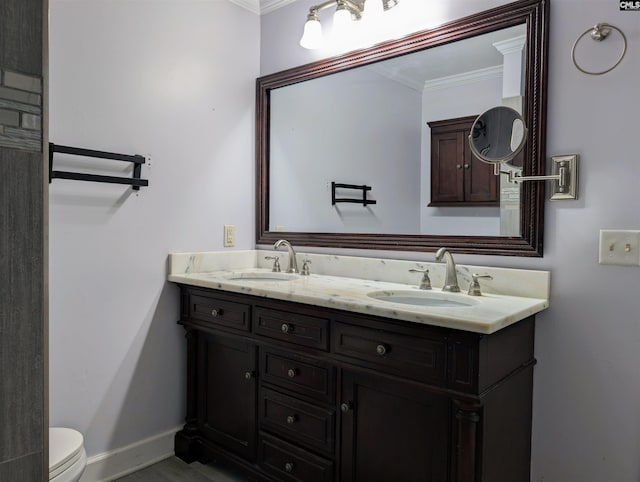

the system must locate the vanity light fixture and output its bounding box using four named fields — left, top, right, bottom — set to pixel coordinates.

left=300, top=0, right=399, bottom=50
